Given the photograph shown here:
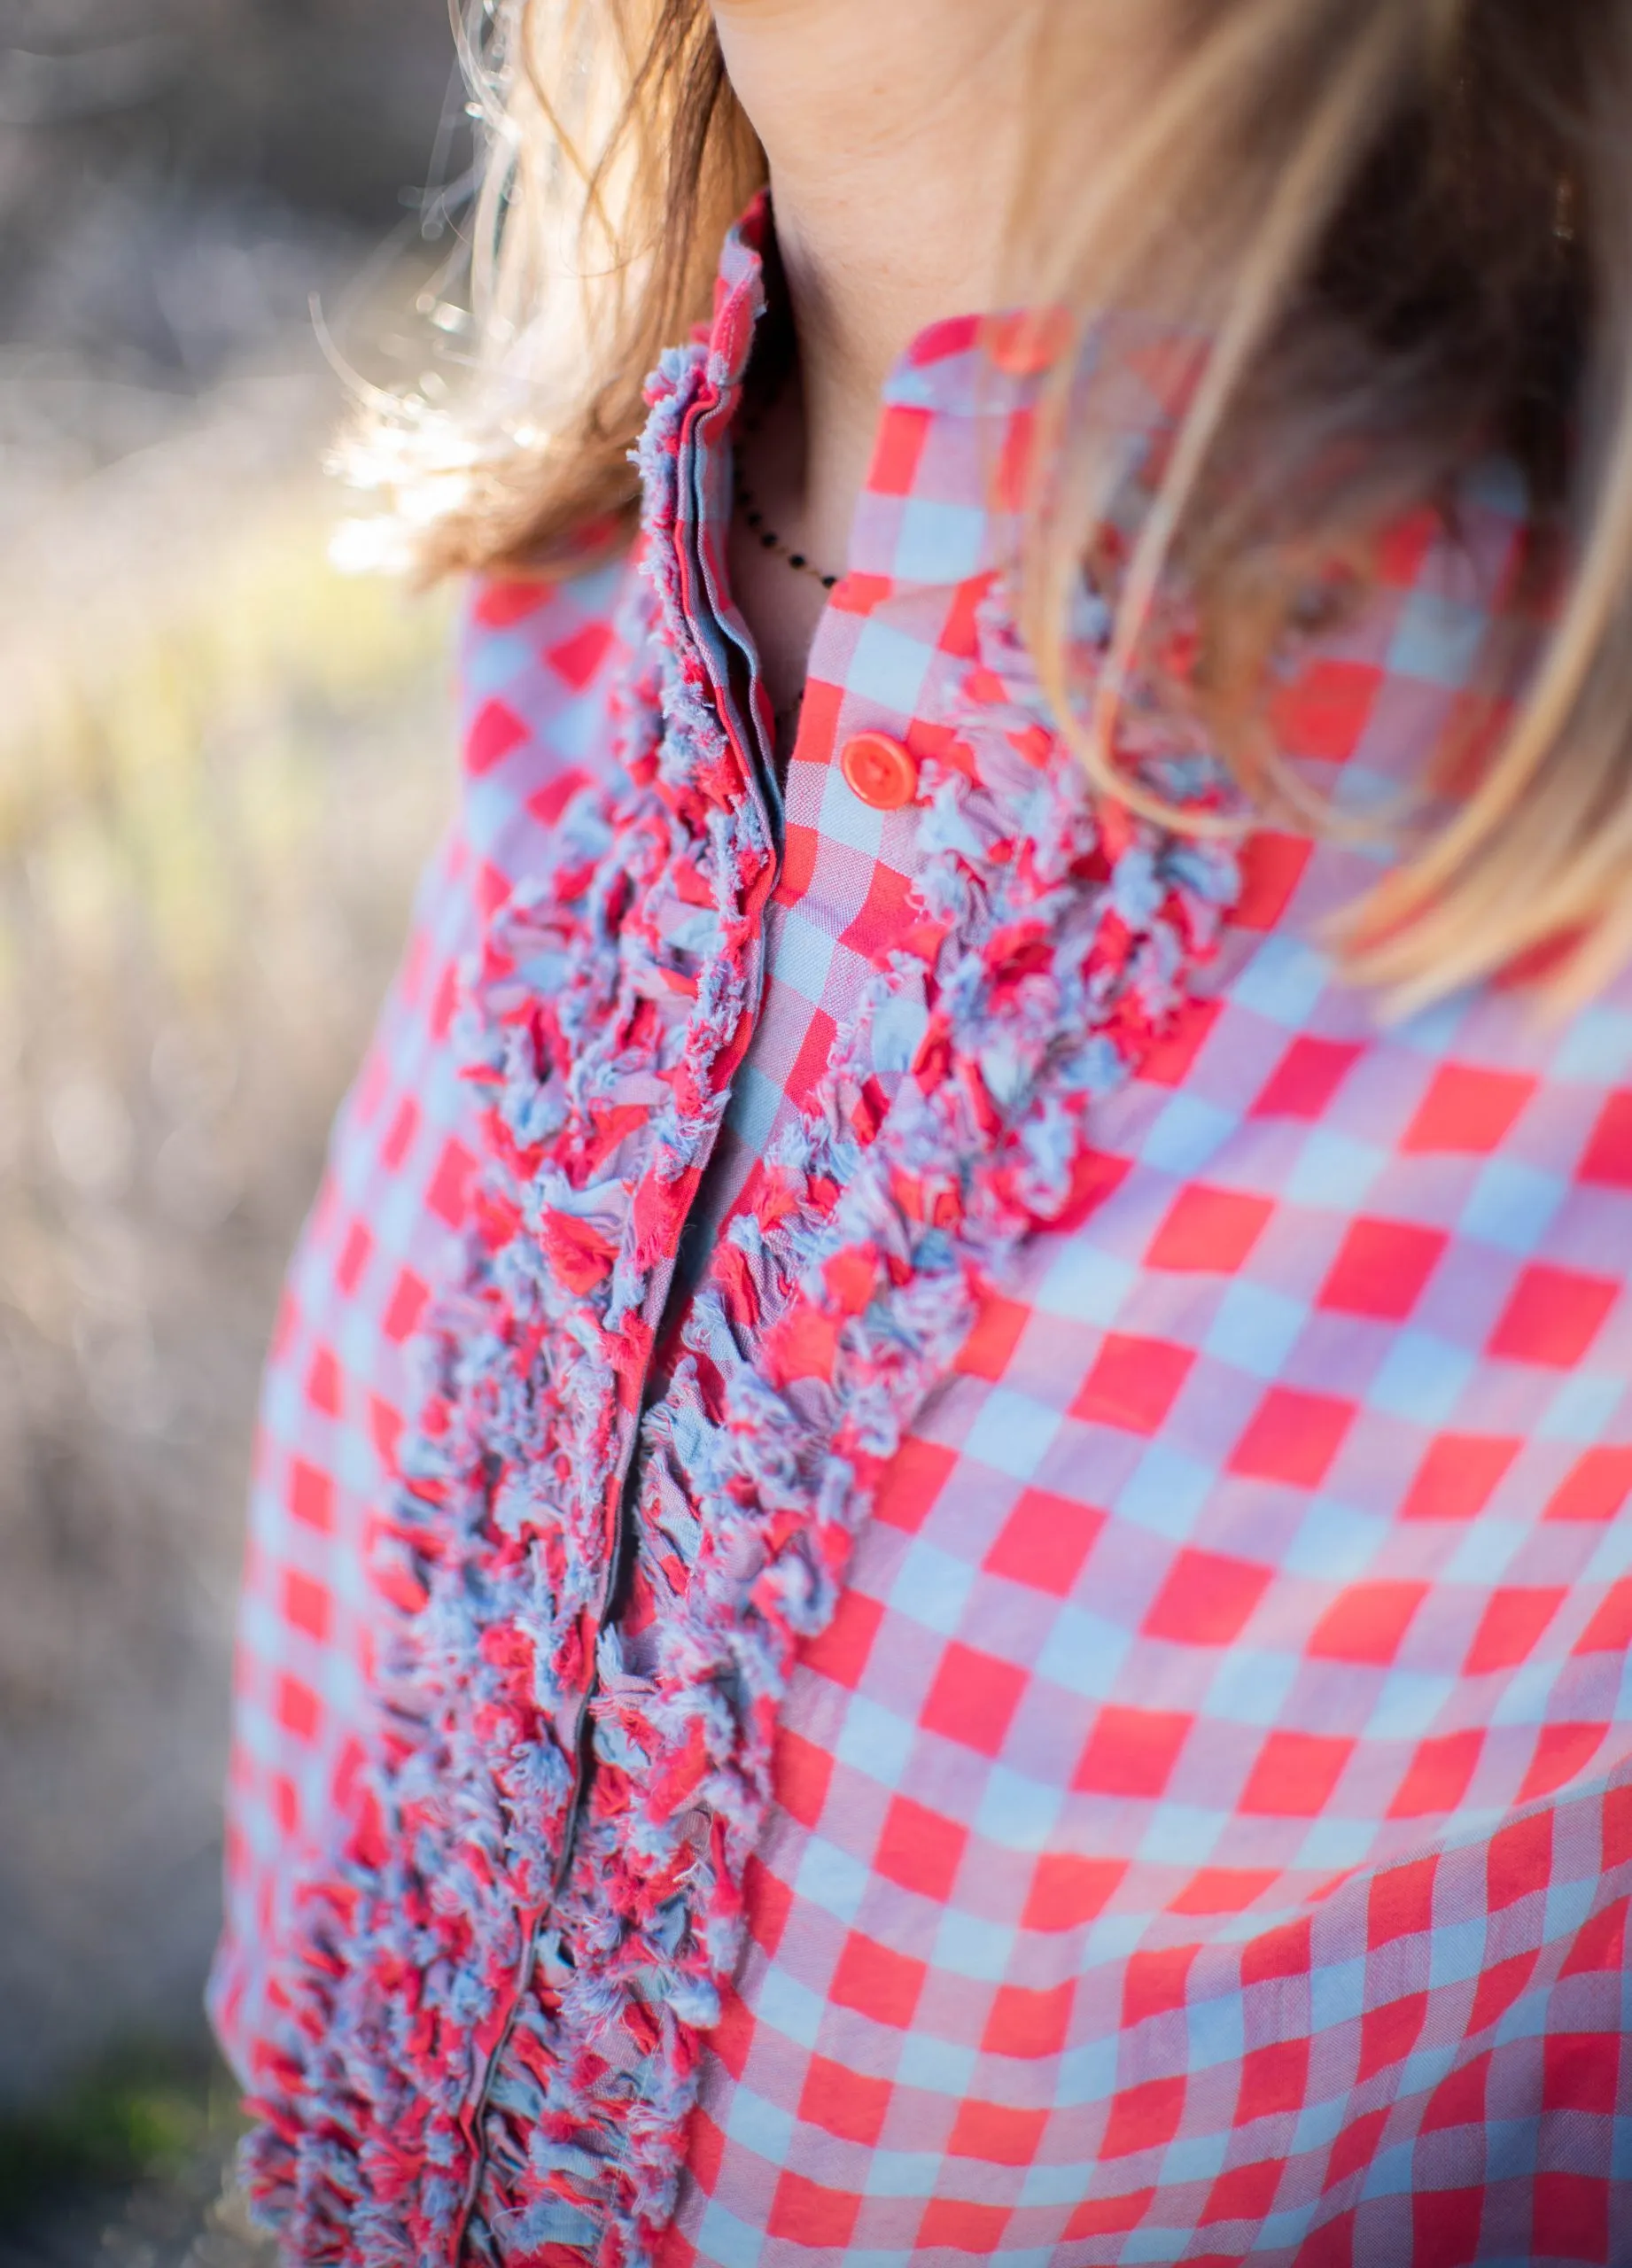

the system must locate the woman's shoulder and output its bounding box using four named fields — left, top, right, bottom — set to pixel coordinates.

left=455, top=554, right=639, bottom=837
